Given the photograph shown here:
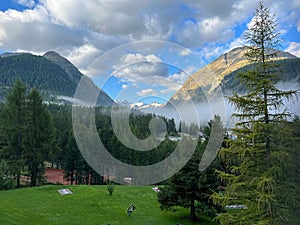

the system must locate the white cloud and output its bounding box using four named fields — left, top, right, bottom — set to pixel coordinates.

left=285, top=42, right=300, bottom=57
left=41, top=0, right=176, bottom=40
left=112, top=53, right=167, bottom=83
left=15, top=0, right=35, bottom=8
left=109, top=51, right=193, bottom=95
left=138, top=74, right=185, bottom=95
left=0, top=6, right=84, bottom=52
left=0, top=1, right=298, bottom=48
left=169, top=71, right=189, bottom=85
left=0, top=0, right=257, bottom=56
left=180, top=17, right=235, bottom=48
left=115, top=53, right=161, bottom=68
left=137, top=88, right=157, bottom=96
left=65, top=44, right=101, bottom=74
left=114, top=61, right=169, bottom=83
left=179, top=49, right=192, bottom=56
